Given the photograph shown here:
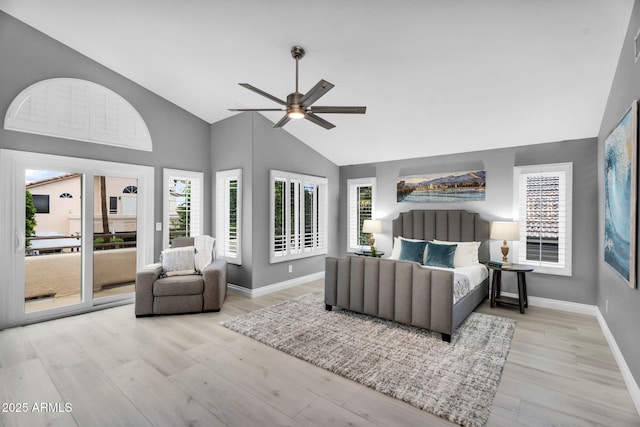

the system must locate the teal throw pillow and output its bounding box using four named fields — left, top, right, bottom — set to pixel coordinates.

left=425, top=242, right=457, bottom=268
left=398, top=239, right=428, bottom=263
